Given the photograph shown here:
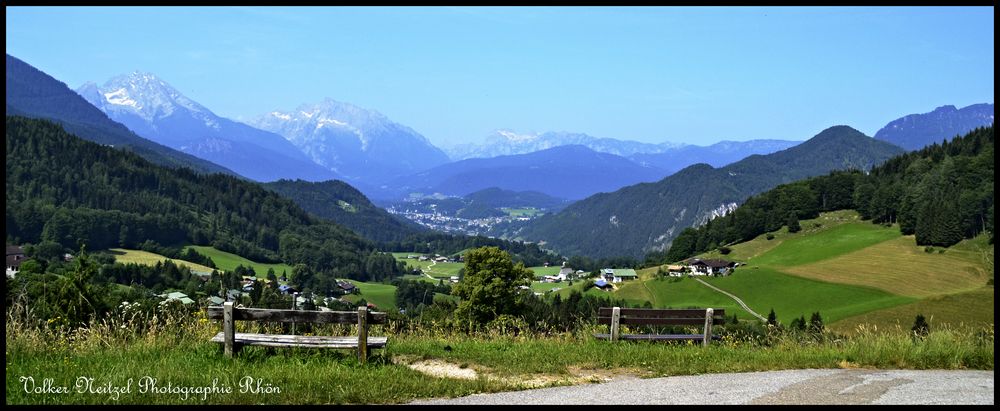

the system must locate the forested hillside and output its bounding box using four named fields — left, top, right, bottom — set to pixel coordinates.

left=660, top=126, right=994, bottom=263
left=522, top=126, right=905, bottom=258
left=5, top=116, right=405, bottom=287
